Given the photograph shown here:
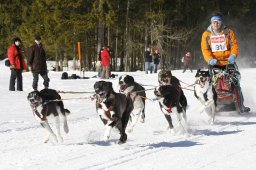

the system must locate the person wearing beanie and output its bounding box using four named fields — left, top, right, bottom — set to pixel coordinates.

left=201, top=12, right=250, bottom=113
left=7, top=36, right=27, bottom=91
left=28, top=35, right=49, bottom=90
